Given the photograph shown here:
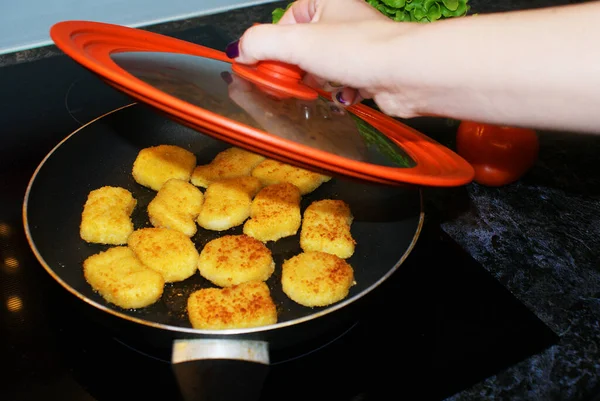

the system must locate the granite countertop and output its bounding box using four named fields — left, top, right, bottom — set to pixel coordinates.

left=2, top=0, right=599, bottom=400
left=429, top=132, right=600, bottom=401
